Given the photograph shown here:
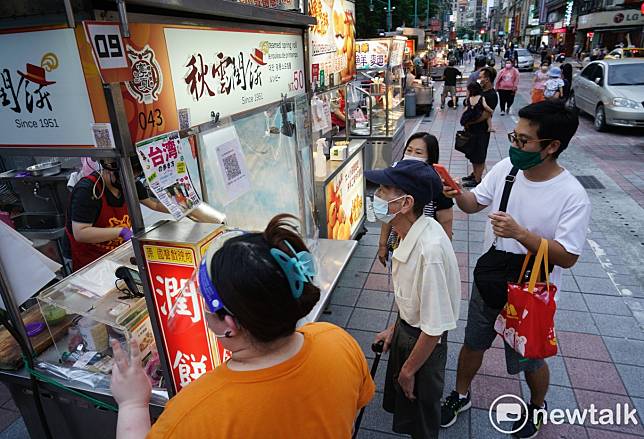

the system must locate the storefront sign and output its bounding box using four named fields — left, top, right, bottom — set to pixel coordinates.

left=324, top=151, right=364, bottom=240
left=355, top=39, right=390, bottom=70
left=136, top=131, right=201, bottom=219
left=389, top=38, right=407, bottom=68
left=143, top=241, right=226, bottom=393
left=164, top=27, right=305, bottom=127
left=405, top=39, right=415, bottom=55
left=308, top=0, right=356, bottom=87
left=82, top=21, right=132, bottom=83
left=238, top=0, right=299, bottom=10
left=564, top=0, right=573, bottom=27
left=529, top=27, right=542, bottom=35
left=551, top=27, right=567, bottom=34
left=0, top=28, right=100, bottom=147
left=577, top=10, right=643, bottom=29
